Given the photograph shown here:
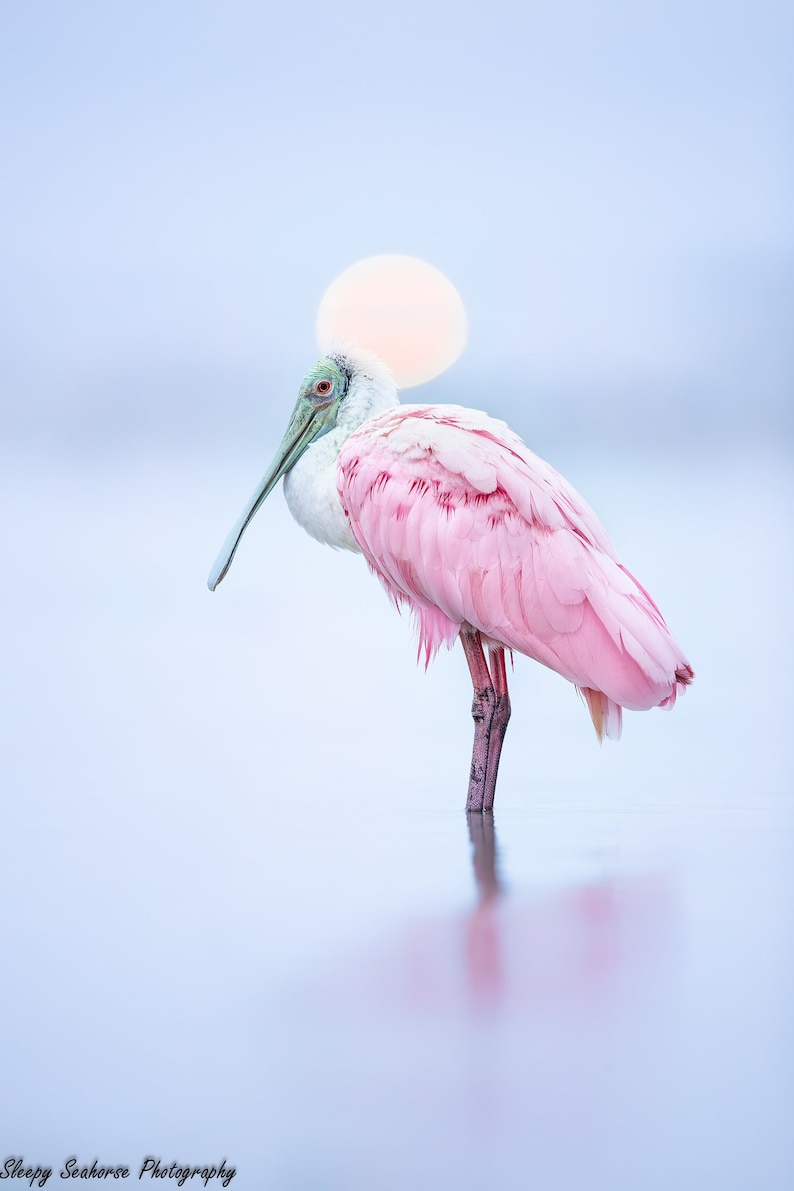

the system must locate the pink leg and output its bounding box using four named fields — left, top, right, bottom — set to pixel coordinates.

left=483, top=646, right=511, bottom=812
left=460, top=629, right=495, bottom=812
left=460, top=631, right=511, bottom=812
